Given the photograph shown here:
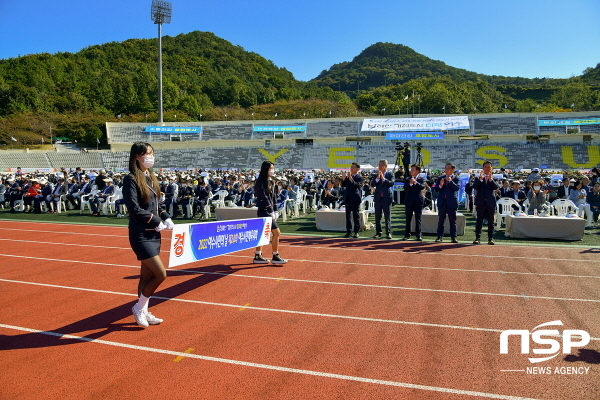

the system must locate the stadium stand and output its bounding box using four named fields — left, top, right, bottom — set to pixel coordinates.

left=473, top=115, right=537, bottom=135
left=46, top=152, right=103, bottom=170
